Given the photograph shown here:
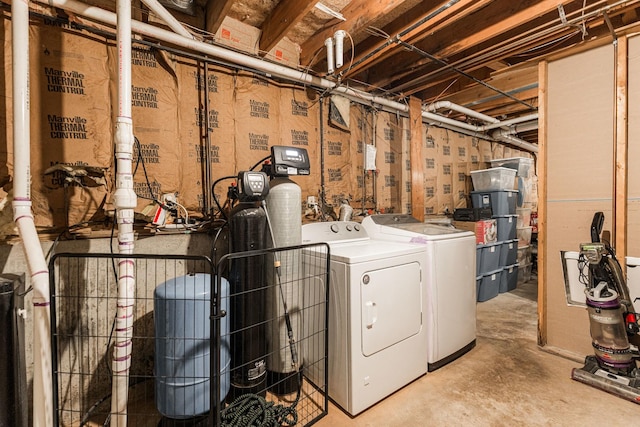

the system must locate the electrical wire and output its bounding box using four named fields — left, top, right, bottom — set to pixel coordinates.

left=211, top=175, right=237, bottom=220
left=133, top=136, right=166, bottom=207
left=250, top=155, right=272, bottom=172
left=339, top=31, right=356, bottom=79
left=578, top=253, right=590, bottom=287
